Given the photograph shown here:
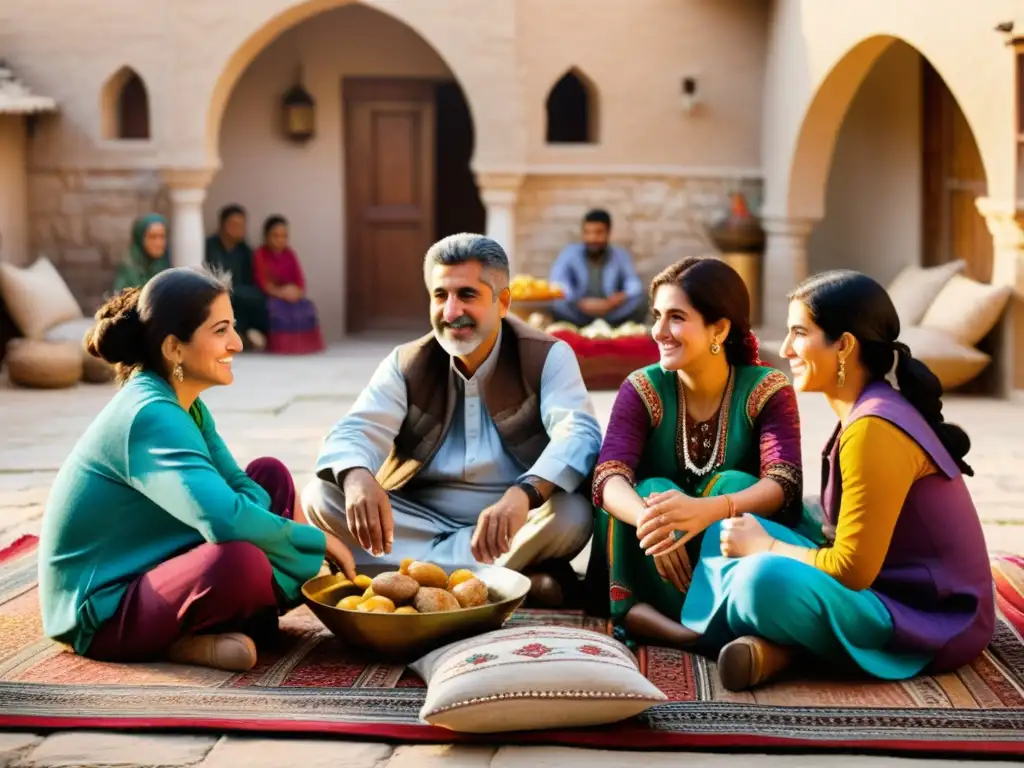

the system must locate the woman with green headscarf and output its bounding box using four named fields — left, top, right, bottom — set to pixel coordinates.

left=113, top=214, right=170, bottom=293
